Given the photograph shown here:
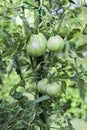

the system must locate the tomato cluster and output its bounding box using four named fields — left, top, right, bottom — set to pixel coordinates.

left=37, top=78, right=61, bottom=97
left=27, top=33, right=63, bottom=96
left=27, top=33, right=64, bottom=57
